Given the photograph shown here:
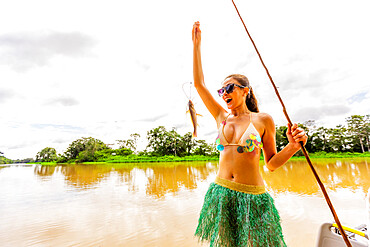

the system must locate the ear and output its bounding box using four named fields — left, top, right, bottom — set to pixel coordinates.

left=244, top=87, right=250, bottom=96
